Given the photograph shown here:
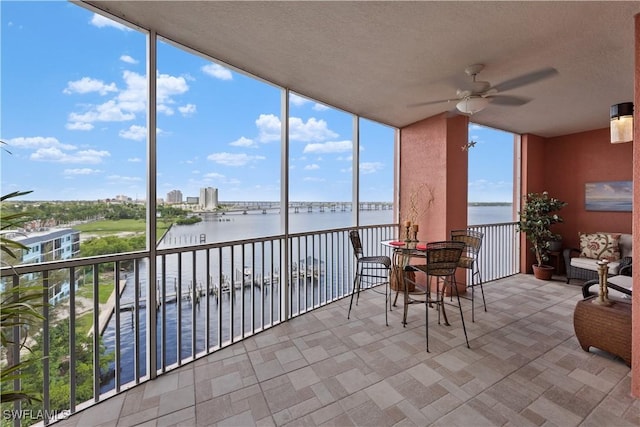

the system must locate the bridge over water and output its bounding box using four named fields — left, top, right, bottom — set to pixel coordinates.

left=196, top=201, right=393, bottom=214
